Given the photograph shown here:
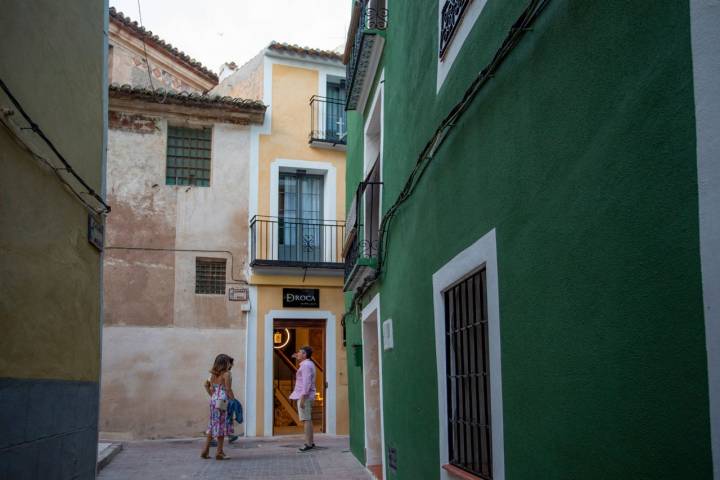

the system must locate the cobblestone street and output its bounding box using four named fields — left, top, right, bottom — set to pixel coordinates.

left=97, top=435, right=371, bottom=480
